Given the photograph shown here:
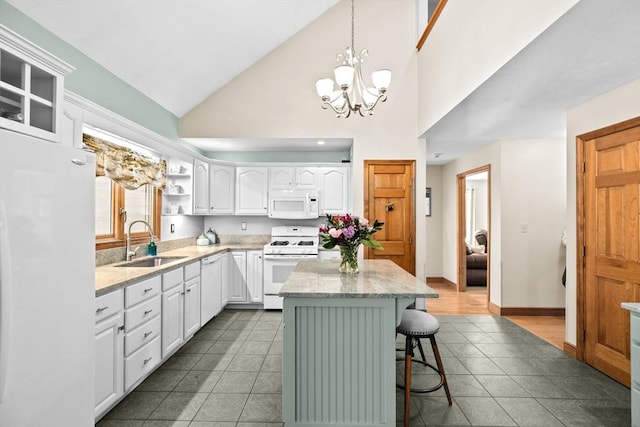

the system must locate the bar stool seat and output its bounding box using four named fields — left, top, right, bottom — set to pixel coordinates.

left=397, top=309, right=452, bottom=426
